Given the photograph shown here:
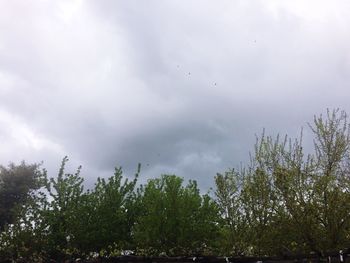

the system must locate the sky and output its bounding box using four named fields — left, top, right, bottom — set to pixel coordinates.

left=1, top=0, right=350, bottom=190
